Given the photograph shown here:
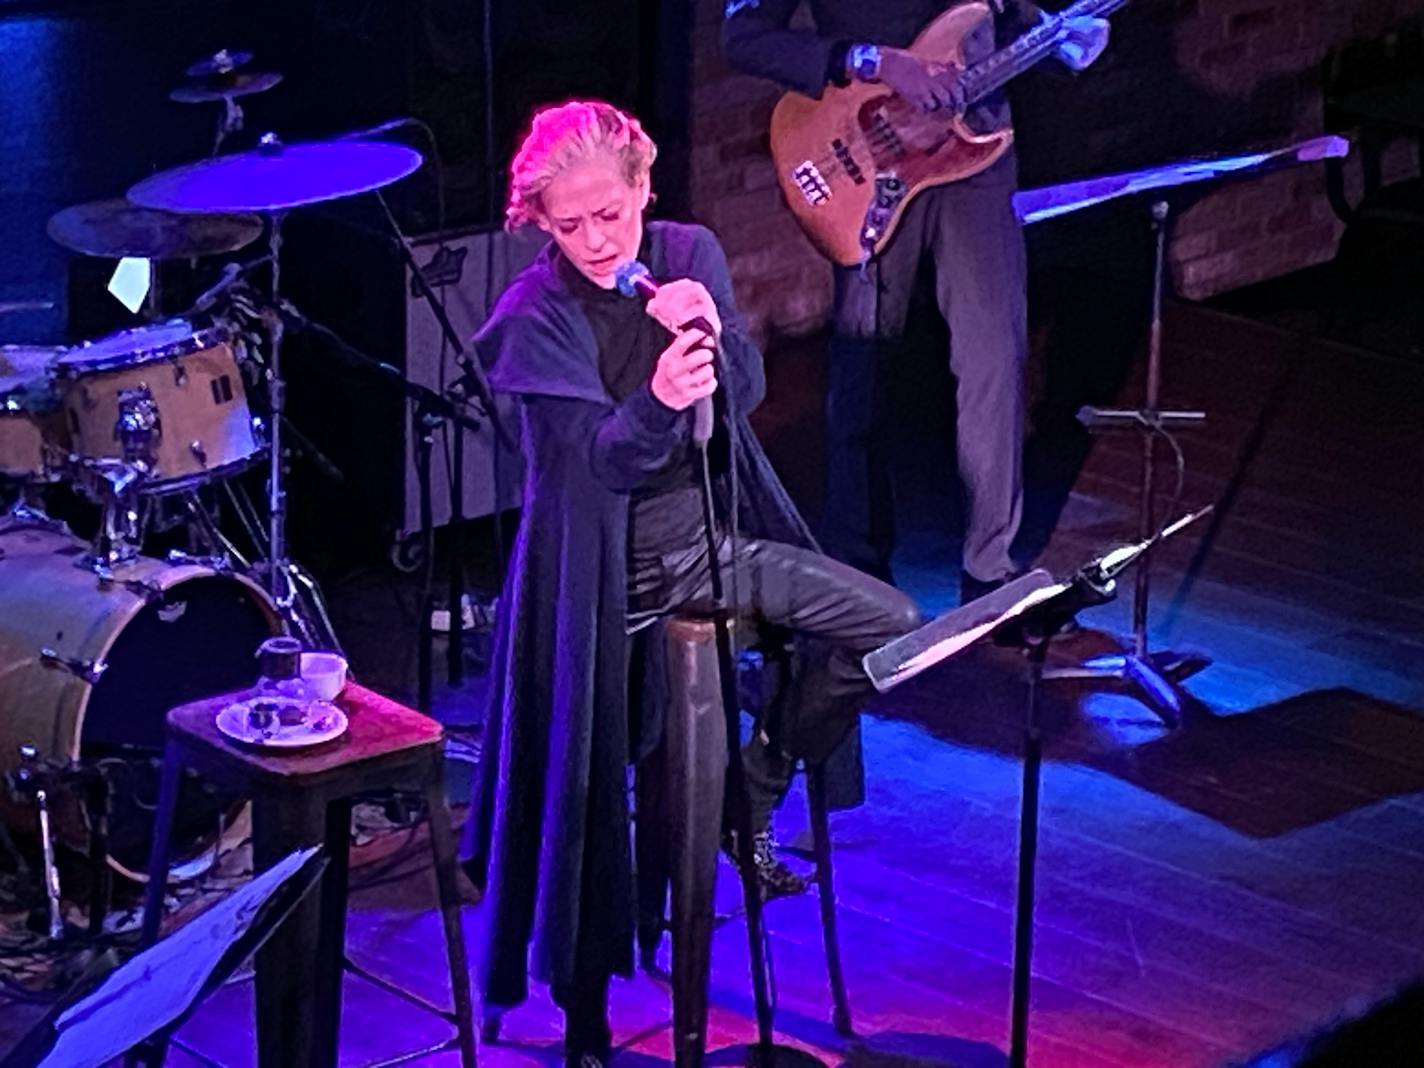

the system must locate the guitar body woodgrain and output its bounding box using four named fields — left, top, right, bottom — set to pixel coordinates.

left=770, top=2, right=1012, bottom=266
